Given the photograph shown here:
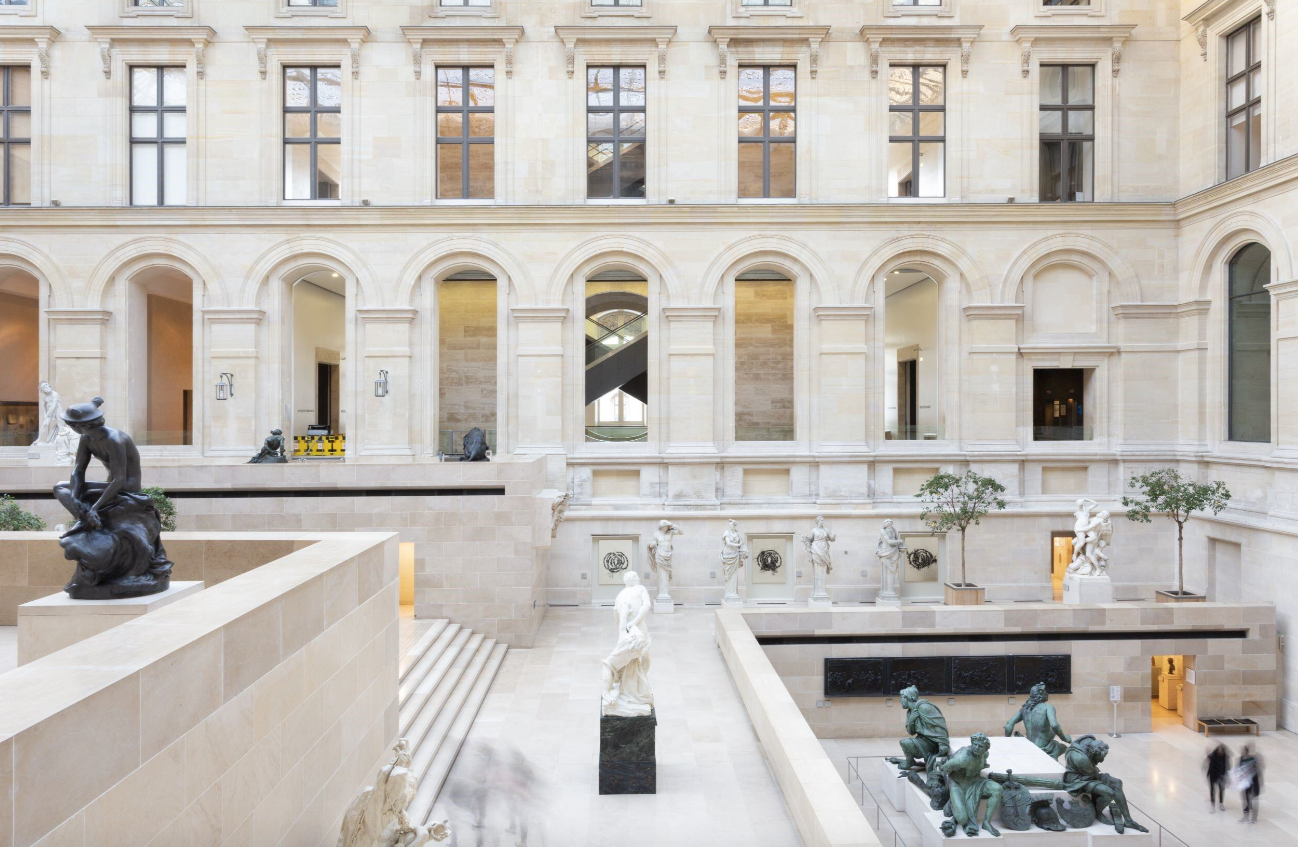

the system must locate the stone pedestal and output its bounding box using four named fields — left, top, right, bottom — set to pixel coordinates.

left=876, top=591, right=902, bottom=606
left=721, top=595, right=744, bottom=609
left=1062, top=573, right=1114, bottom=604
left=599, top=709, right=656, bottom=795
left=26, top=444, right=68, bottom=467
left=808, top=594, right=832, bottom=608
left=653, top=598, right=674, bottom=614
left=18, top=581, right=204, bottom=665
